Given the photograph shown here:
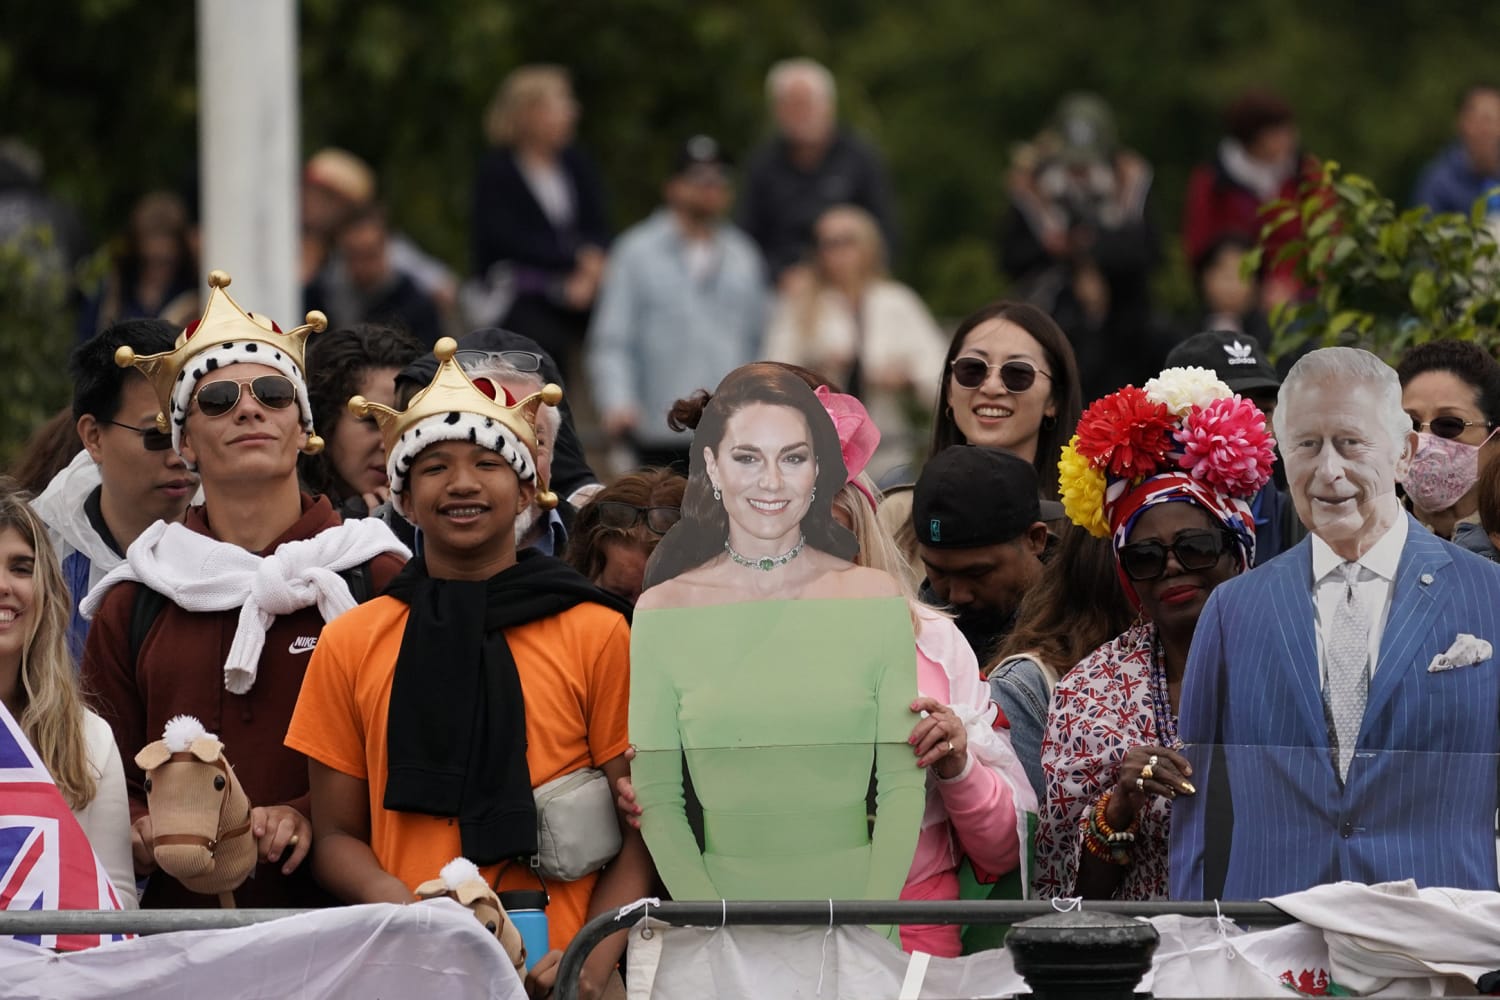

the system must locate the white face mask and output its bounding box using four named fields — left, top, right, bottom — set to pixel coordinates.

left=1398, top=430, right=1498, bottom=512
